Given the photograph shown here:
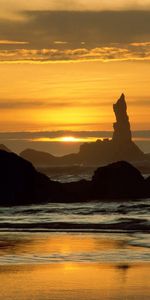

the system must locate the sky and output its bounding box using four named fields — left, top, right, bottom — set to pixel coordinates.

left=0, top=0, right=150, bottom=153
